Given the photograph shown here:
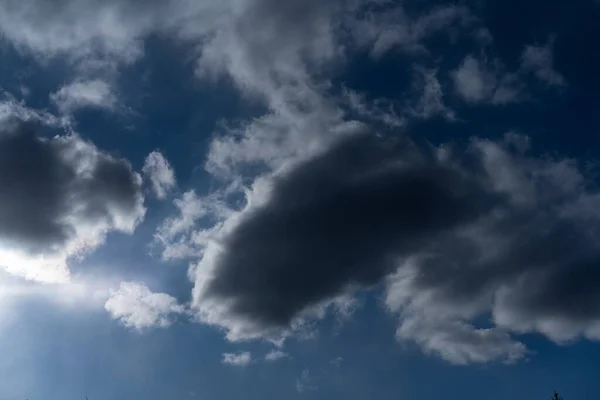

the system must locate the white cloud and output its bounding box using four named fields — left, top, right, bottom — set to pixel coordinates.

left=0, top=92, right=69, bottom=128
left=157, top=191, right=215, bottom=239
left=396, top=315, right=528, bottom=365
left=265, top=350, right=288, bottom=361
left=222, top=351, right=252, bottom=366
left=154, top=190, right=232, bottom=262
left=521, top=41, right=566, bottom=87
left=50, top=79, right=117, bottom=113
left=197, top=1, right=478, bottom=181
left=142, top=151, right=177, bottom=199
left=452, top=56, right=497, bottom=103
left=0, top=0, right=218, bottom=64
left=384, top=259, right=529, bottom=365
left=205, top=110, right=361, bottom=179
left=451, top=55, right=523, bottom=105
left=104, top=281, right=184, bottom=330
left=344, top=88, right=404, bottom=128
